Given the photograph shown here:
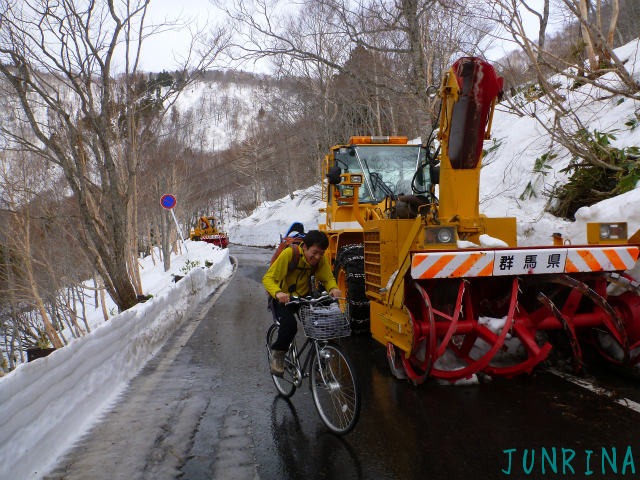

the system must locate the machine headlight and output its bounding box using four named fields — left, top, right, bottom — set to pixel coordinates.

left=342, top=187, right=354, bottom=197
left=437, top=228, right=454, bottom=243
left=424, top=227, right=456, bottom=244
left=587, top=222, right=628, bottom=244
left=606, top=223, right=626, bottom=239
left=350, top=174, right=363, bottom=184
